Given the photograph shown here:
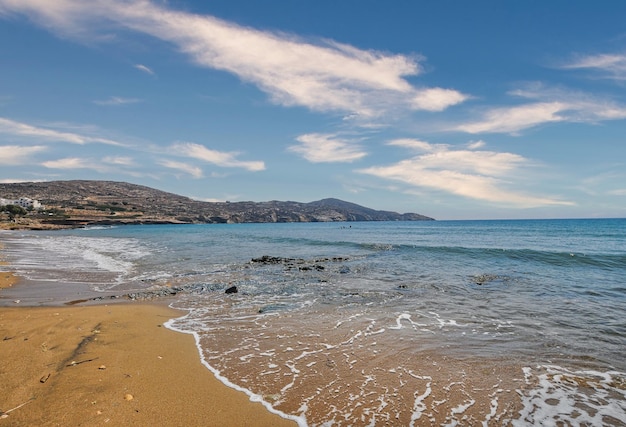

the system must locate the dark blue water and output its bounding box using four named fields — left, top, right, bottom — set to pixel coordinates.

left=2, top=219, right=625, bottom=425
